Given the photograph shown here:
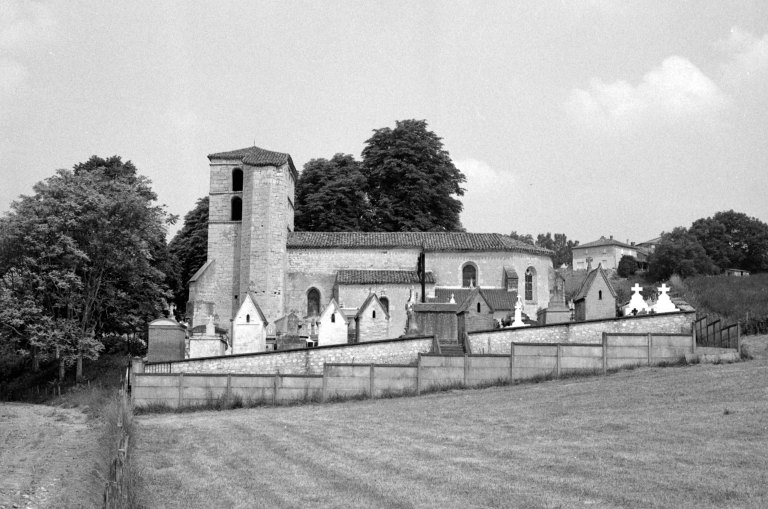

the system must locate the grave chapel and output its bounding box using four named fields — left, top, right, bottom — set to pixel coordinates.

left=187, top=146, right=555, bottom=353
